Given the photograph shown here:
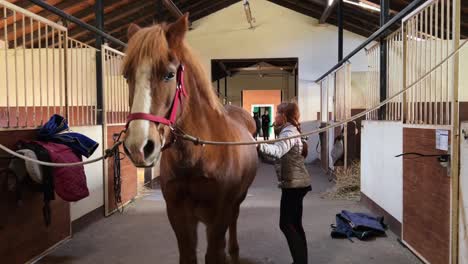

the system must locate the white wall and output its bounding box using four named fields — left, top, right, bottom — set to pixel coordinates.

left=186, top=0, right=369, bottom=121
left=361, top=121, right=403, bottom=222
left=69, top=125, right=104, bottom=221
